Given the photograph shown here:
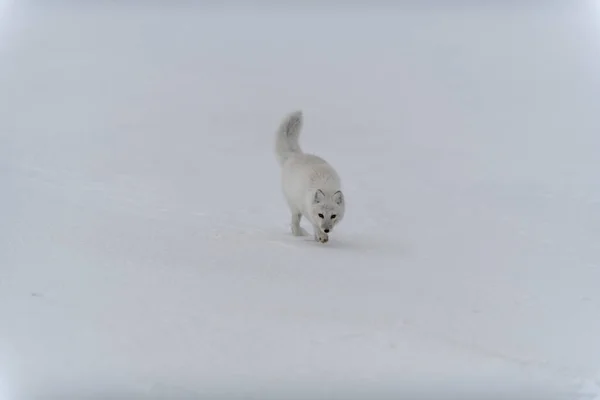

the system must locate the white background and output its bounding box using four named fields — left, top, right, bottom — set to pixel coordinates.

left=1, top=2, right=600, bottom=399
